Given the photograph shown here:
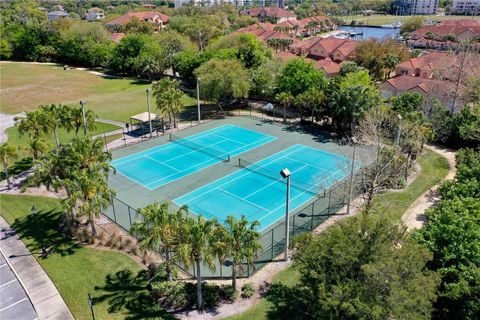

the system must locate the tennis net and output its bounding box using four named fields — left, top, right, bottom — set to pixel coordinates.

left=238, top=159, right=325, bottom=197
left=169, top=134, right=230, bottom=162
